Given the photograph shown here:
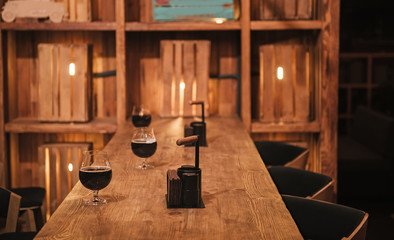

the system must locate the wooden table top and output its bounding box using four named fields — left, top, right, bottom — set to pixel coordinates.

left=35, top=116, right=302, bottom=239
